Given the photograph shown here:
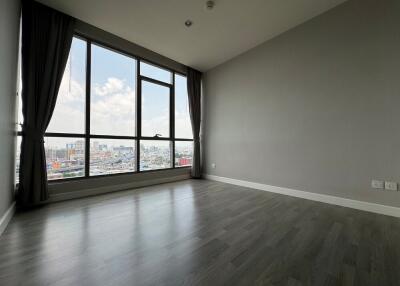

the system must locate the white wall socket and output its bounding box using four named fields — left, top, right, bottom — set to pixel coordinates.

left=211, top=163, right=216, bottom=169
left=371, top=180, right=384, bottom=189
left=385, top=181, right=398, bottom=191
